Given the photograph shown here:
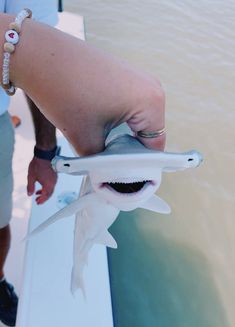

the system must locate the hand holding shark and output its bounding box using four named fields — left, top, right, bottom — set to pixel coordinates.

left=29, top=134, right=203, bottom=294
